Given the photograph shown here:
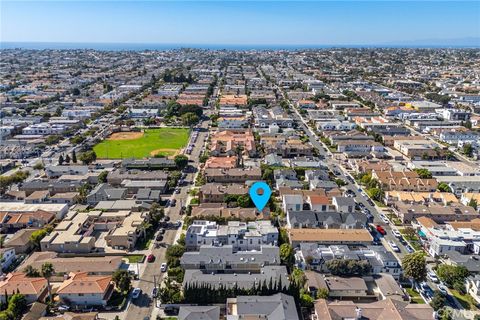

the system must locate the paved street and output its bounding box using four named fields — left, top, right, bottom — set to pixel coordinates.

left=119, top=118, right=210, bottom=320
